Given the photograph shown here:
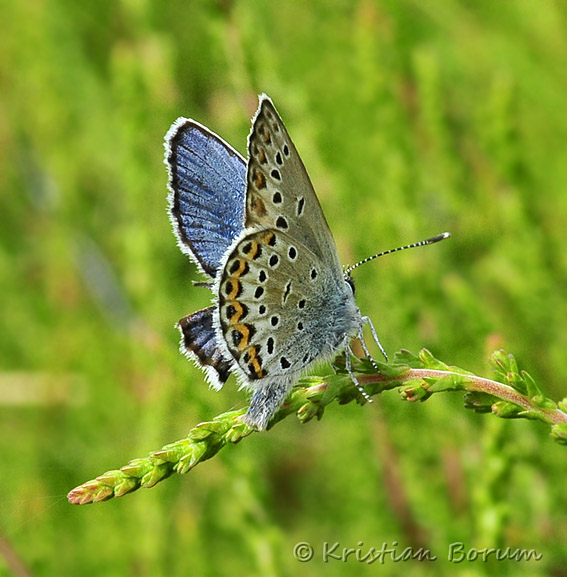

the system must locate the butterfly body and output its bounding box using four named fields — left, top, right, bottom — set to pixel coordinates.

left=166, top=95, right=369, bottom=430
